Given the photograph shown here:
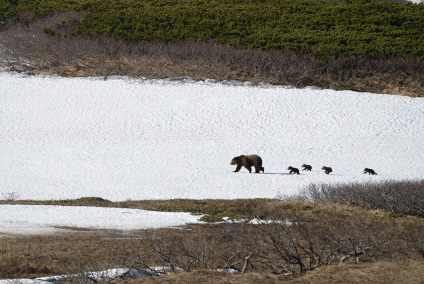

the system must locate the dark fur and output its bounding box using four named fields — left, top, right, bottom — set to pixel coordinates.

left=288, top=166, right=300, bottom=175
left=230, top=154, right=264, bottom=173
left=363, top=168, right=377, bottom=175
left=321, top=166, right=332, bottom=174
left=301, top=164, right=312, bottom=171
